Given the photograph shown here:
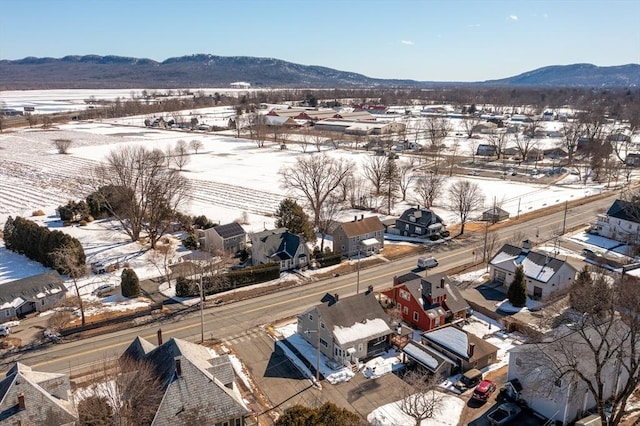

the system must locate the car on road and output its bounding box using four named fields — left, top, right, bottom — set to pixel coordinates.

left=487, top=402, right=522, bottom=425
left=0, top=325, right=11, bottom=337
left=471, top=379, right=497, bottom=402
left=417, top=256, right=438, bottom=269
